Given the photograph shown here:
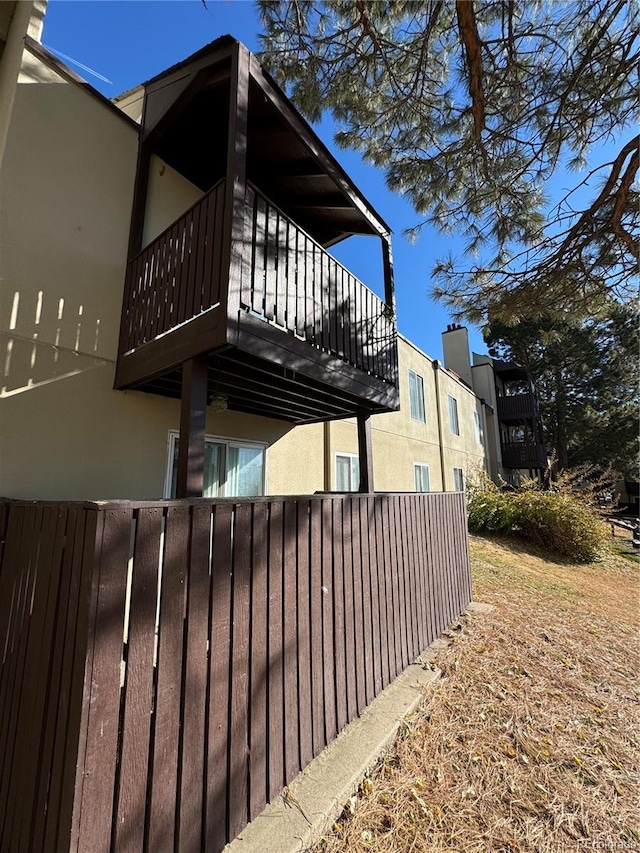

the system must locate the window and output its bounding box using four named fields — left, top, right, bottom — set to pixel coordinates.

left=335, top=453, right=360, bottom=492
left=165, top=432, right=266, bottom=498
left=408, top=369, right=426, bottom=423
left=414, top=463, right=430, bottom=492
left=453, top=467, right=464, bottom=492
left=448, top=394, right=460, bottom=435
left=474, top=411, right=484, bottom=444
